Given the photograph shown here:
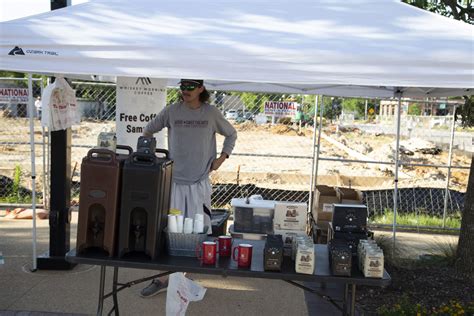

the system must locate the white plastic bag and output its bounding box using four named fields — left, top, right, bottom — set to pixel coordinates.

left=166, top=272, right=207, bottom=316
left=41, top=76, right=79, bottom=131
